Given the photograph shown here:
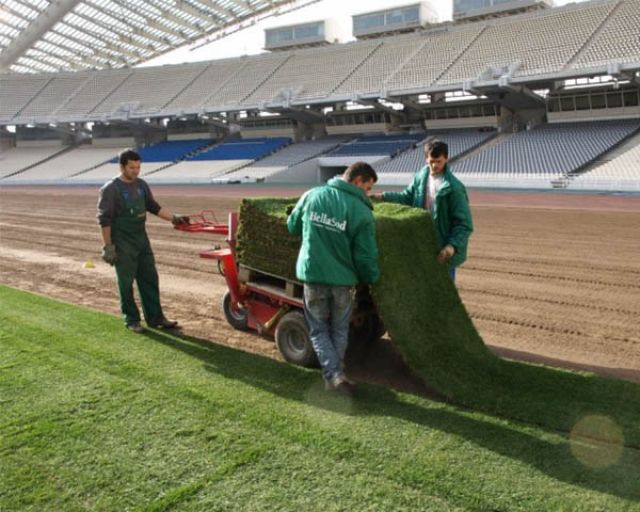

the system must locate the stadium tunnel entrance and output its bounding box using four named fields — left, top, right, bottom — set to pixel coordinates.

left=319, top=165, right=348, bottom=183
